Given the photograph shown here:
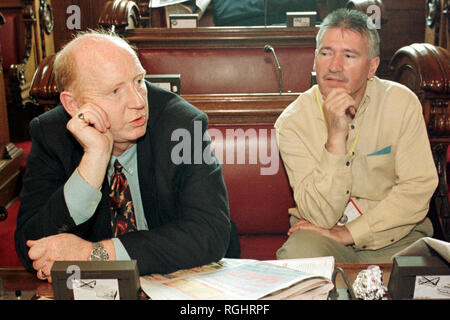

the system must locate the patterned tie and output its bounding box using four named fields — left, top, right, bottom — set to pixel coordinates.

left=109, top=159, right=138, bottom=237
